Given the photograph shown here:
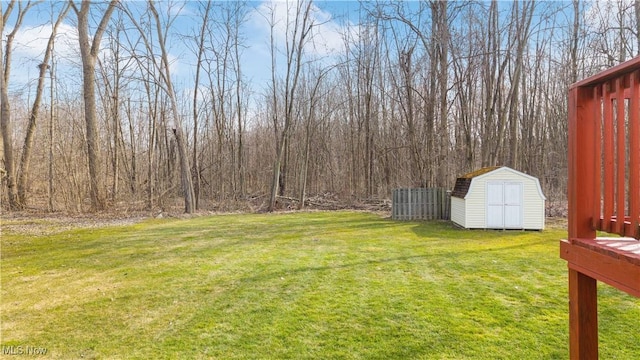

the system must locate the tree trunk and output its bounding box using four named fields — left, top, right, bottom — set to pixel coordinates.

left=0, top=46, right=17, bottom=209
left=571, top=0, right=580, bottom=83
left=267, top=1, right=314, bottom=211
left=298, top=131, right=310, bottom=210
left=269, top=137, right=286, bottom=211
left=191, top=1, right=211, bottom=210
left=234, top=15, right=245, bottom=199
left=148, top=1, right=195, bottom=213
left=507, top=1, right=534, bottom=169
left=17, top=4, right=70, bottom=207
left=1, top=0, right=36, bottom=210
left=435, top=0, right=449, bottom=187
left=73, top=0, right=118, bottom=211
left=82, top=56, right=105, bottom=210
